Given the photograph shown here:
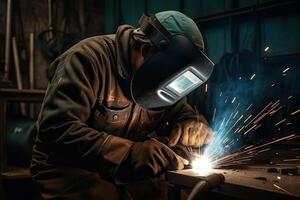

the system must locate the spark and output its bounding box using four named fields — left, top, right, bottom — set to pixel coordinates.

left=253, top=112, right=269, bottom=124
left=225, top=103, right=240, bottom=126
left=271, top=83, right=276, bottom=87
left=245, top=102, right=272, bottom=128
left=273, top=184, right=293, bottom=196
left=253, top=134, right=295, bottom=150
left=254, top=124, right=261, bottom=130
left=233, top=111, right=239, bottom=119
left=205, top=83, right=208, bottom=93
left=218, top=117, right=226, bottom=131
left=225, top=112, right=234, bottom=126
left=288, top=96, right=293, bottom=100
left=269, top=106, right=282, bottom=116
left=244, top=145, right=254, bottom=150
left=212, top=108, right=216, bottom=122
left=244, top=115, right=252, bottom=123
left=243, top=135, right=296, bottom=154
left=291, top=109, right=300, bottom=116
left=238, top=126, right=245, bottom=133
left=275, top=118, right=287, bottom=126
left=271, top=100, right=280, bottom=108
left=264, top=46, right=270, bottom=52
left=250, top=74, right=256, bottom=80
left=222, top=138, right=229, bottom=144
left=282, top=67, right=290, bottom=73
left=243, top=124, right=257, bottom=135
left=234, top=127, right=240, bottom=133
left=219, top=91, right=223, bottom=96
left=246, top=150, right=256, bottom=155
left=212, top=134, right=297, bottom=167
left=287, top=135, right=300, bottom=140
left=257, top=148, right=271, bottom=153
left=283, top=159, right=300, bottom=162
left=275, top=163, right=300, bottom=166
left=226, top=115, right=244, bottom=135
left=246, top=104, right=253, bottom=111
left=231, top=97, right=236, bottom=104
